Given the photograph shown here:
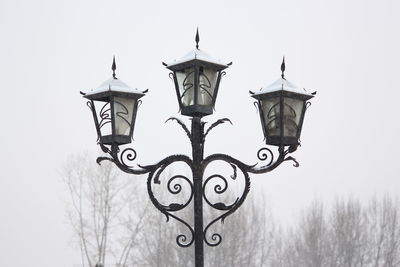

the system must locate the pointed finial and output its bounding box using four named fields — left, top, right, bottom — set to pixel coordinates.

left=281, top=56, right=285, bottom=79
left=195, top=28, right=200, bottom=49
left=112, top=56, right=117, bottom=79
